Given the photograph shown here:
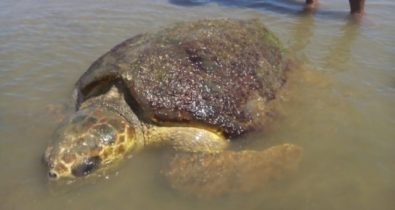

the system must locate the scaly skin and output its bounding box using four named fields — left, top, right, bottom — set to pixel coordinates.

left=44, top=87, right=229, bottom=179
left=44, top=106, right=142, bottom=179
left=44, top=20, right=302, bottom=196
left=44, top=87, right=302, bottom=198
